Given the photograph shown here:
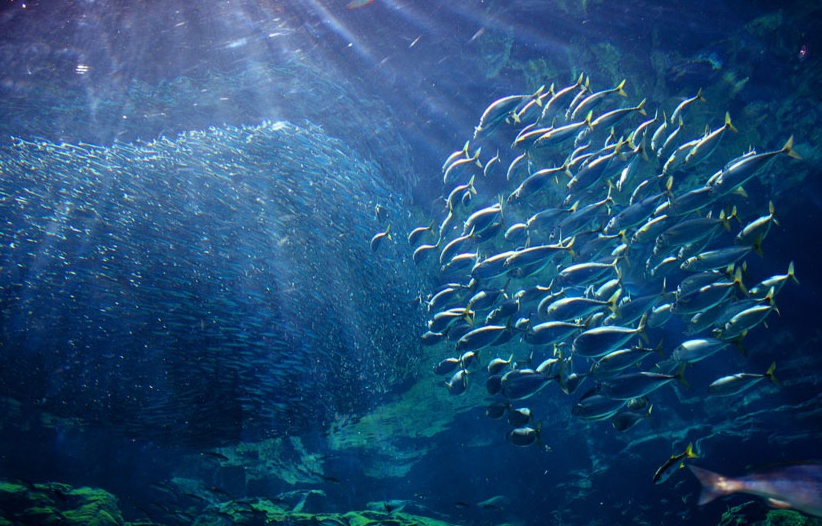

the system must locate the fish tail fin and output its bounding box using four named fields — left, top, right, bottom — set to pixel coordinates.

left=653, top=338, right=666, bottom=358
left=640, top=133, right=651, bottom=162
left=607, top=288, right=622, bottom=314
left=685, top=442, right=699, bottom=459
left=752, top=236, right=764, bottom=258
left=787, top=261, right=799, bottom=285
left=725, top=112, right=738, bottom=133
left=697, top=87, right=706, bottom=102
left=675, top=363, right=690, bottom=389
left=616, top=79, right=628, bottom=97
left=763, top=287, right=780, bottom=316
left=721, top=205, right=737, bottom=231
left=637, top=313, right=649, bottom=344
left=732, top=267, right=748, bottom=295
left=768, top=200, right=779, bottom=227
left=731, top=334, right=749, bottom=356
left=664, top=175, right=675, bottom=198
left=637, top=98, right=647, bottom=116
left=688, top=465, right=734, bottom=506
left=766, top=361, right=781, bottom=387
left=783, top=135, right=802, bottom=159
left=531, top=84, right=546, bottom=106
